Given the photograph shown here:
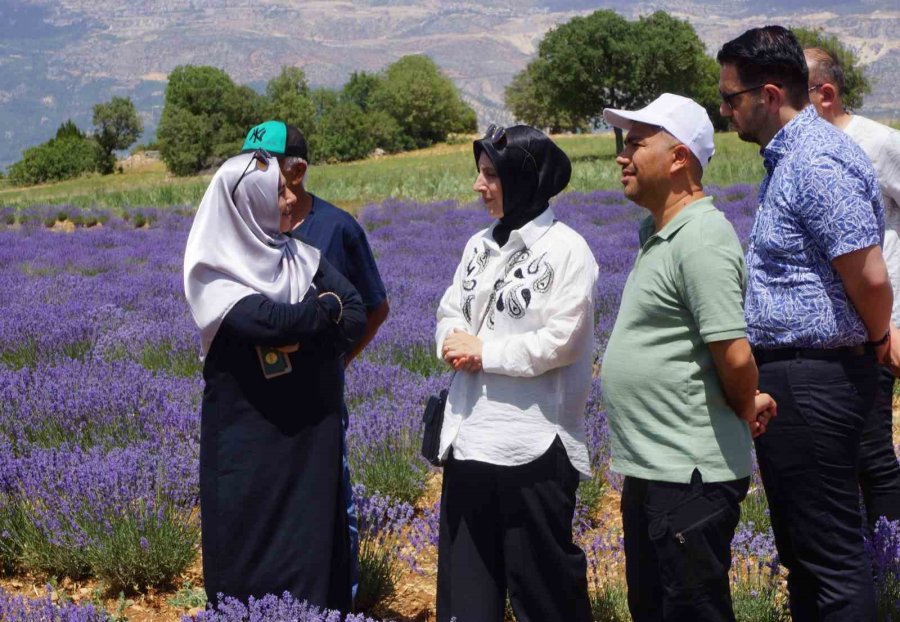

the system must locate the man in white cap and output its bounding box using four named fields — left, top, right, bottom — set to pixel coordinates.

left=600, top=93, right=776, bottom=622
